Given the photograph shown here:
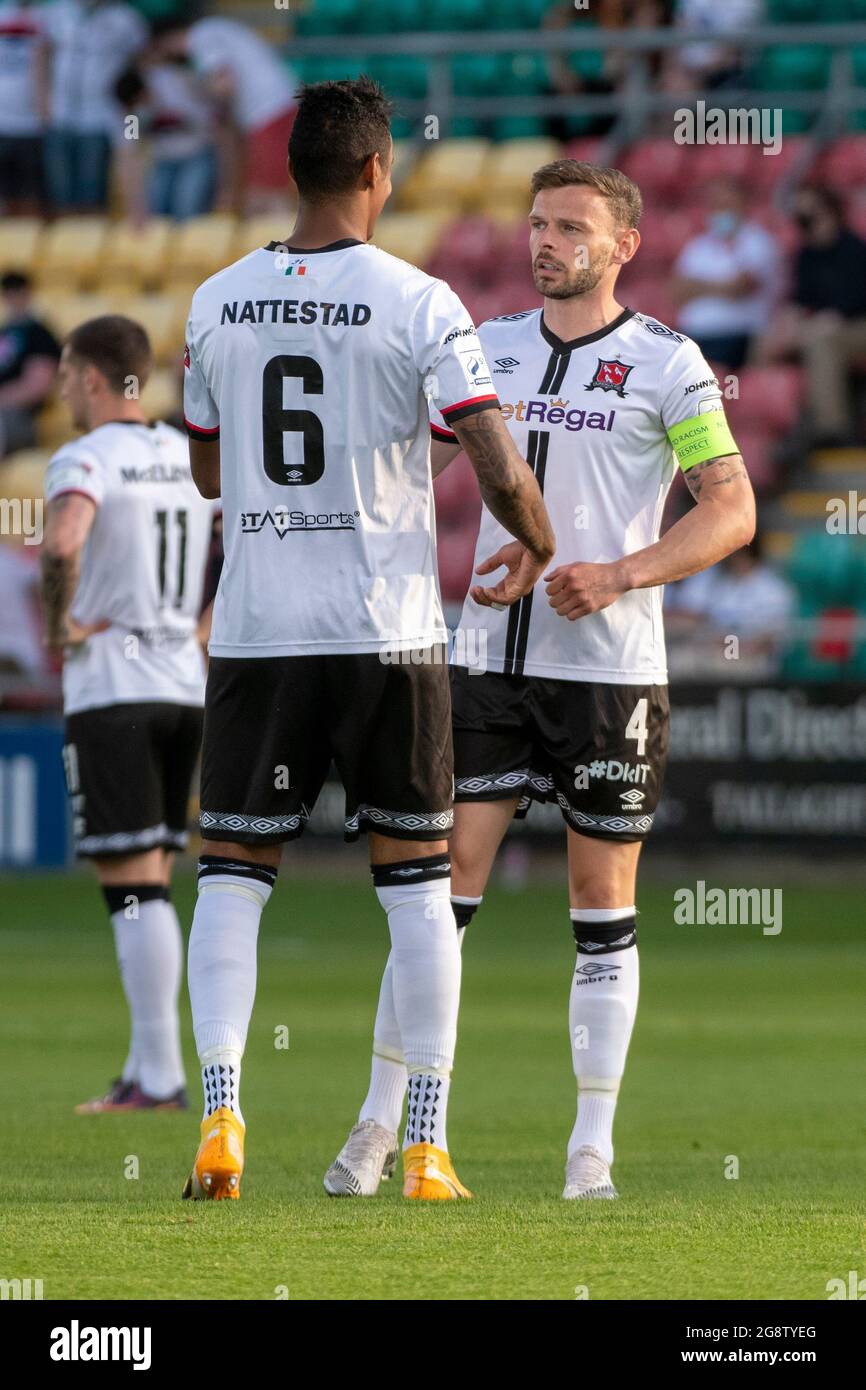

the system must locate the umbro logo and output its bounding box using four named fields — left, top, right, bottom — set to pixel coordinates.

left=575, top=961, right=619, bottom=976
left=620, top=788, right=646, bottom=806
left=495, top=356, right=520, bottom=369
